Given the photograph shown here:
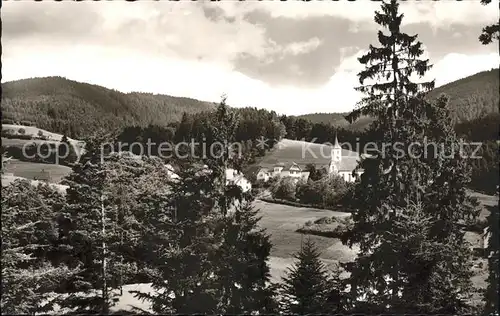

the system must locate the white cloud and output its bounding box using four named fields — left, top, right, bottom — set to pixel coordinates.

left=2, top=1, right=498, bottom=117
left=282, top=37, right=322, bottom=56
left=218, top=1, right=498, bottom=29
left=427, top=52, right=500, bottom=87
left=3, top=41, right=498, bottom=116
